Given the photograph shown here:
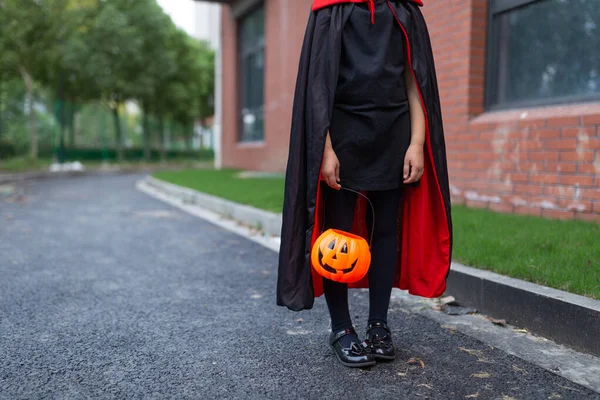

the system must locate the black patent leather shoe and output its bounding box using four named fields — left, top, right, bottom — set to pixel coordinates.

left=366, top=322, right=396, bottom=361
left=329, top=328, right=376, bottom=368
